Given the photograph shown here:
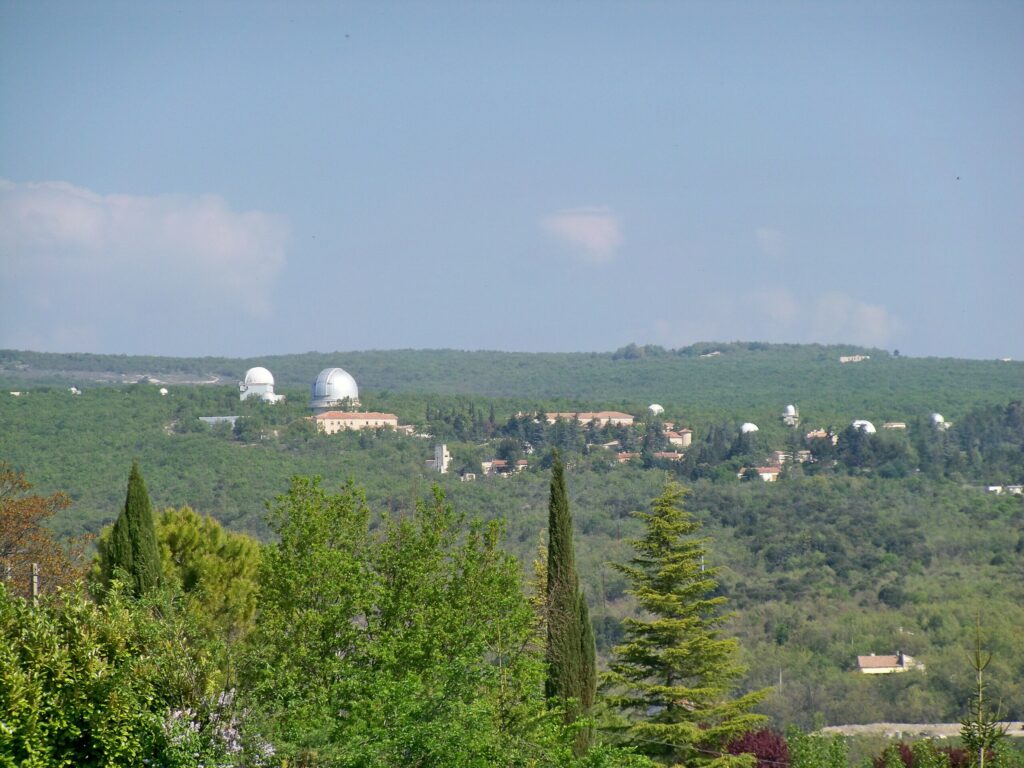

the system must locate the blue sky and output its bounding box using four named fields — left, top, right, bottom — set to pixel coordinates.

left=2, top=1, right=1022, bottom=359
